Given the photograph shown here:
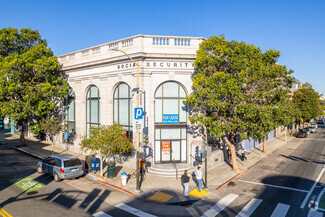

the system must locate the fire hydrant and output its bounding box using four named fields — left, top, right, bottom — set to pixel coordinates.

left=121, top=171, right=127, bottom=186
